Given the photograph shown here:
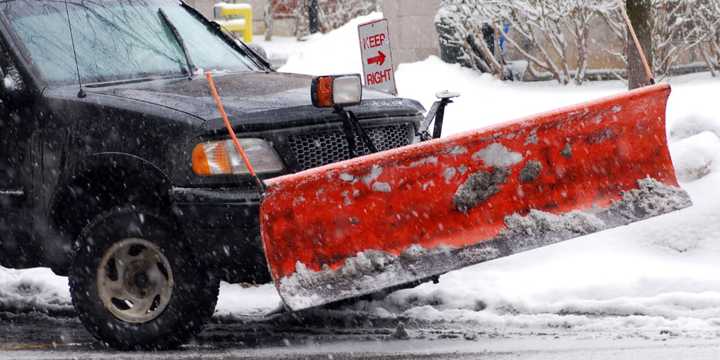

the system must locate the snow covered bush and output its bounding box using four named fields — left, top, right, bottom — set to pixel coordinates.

left=437, top=0, right=720, bottom=83
left=437, top=0, right=618, bottom=85
left=435, top=4, right=505, bottom=78
left=690, top=0, right=720, bottom=76
left=670, top=131, right=720, bottom=182
left=656, top=0, right=720, bottom=78
left=602, top=0, right=720, bottom=79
